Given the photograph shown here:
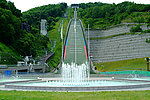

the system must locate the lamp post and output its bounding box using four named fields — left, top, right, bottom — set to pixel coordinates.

left=74, top=8, right=77, bottom=64
left=88, top=24, right=90, bottom=60
left=61, top=20, right=63, bottom=60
